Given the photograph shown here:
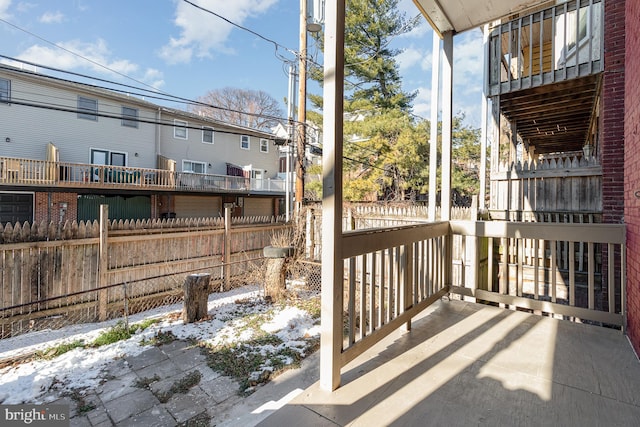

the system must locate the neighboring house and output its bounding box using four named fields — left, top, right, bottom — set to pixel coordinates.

left=0, top=65, right=285, bottom=223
